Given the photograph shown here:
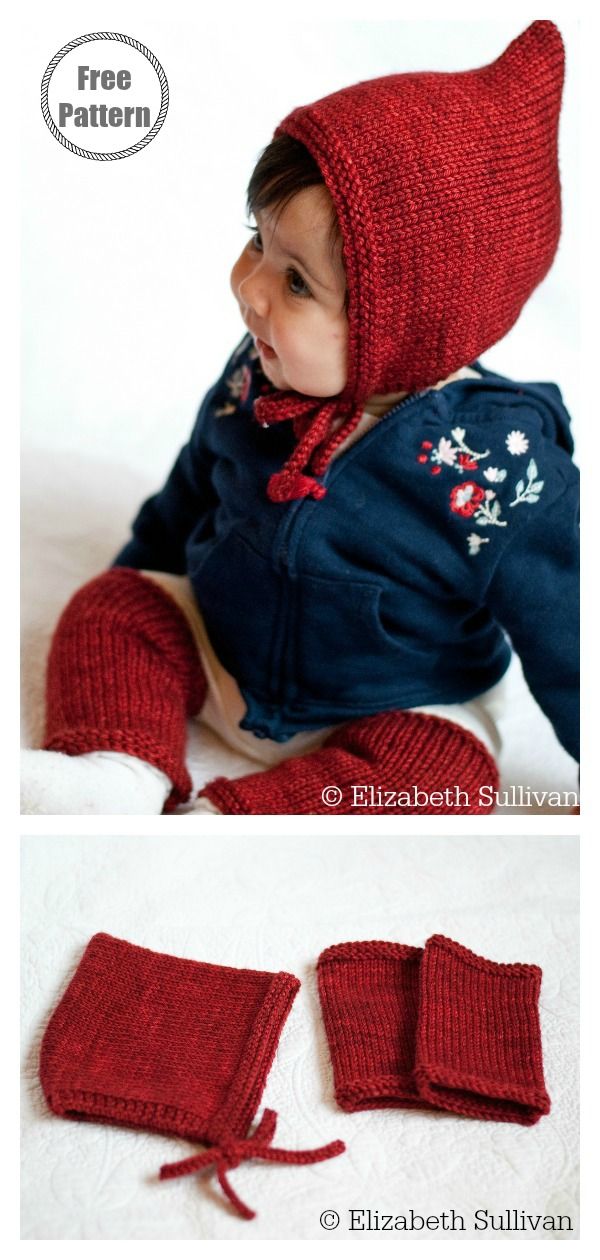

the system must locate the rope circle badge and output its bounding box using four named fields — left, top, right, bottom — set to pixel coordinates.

left=41, top=32, right=168, bottom=160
